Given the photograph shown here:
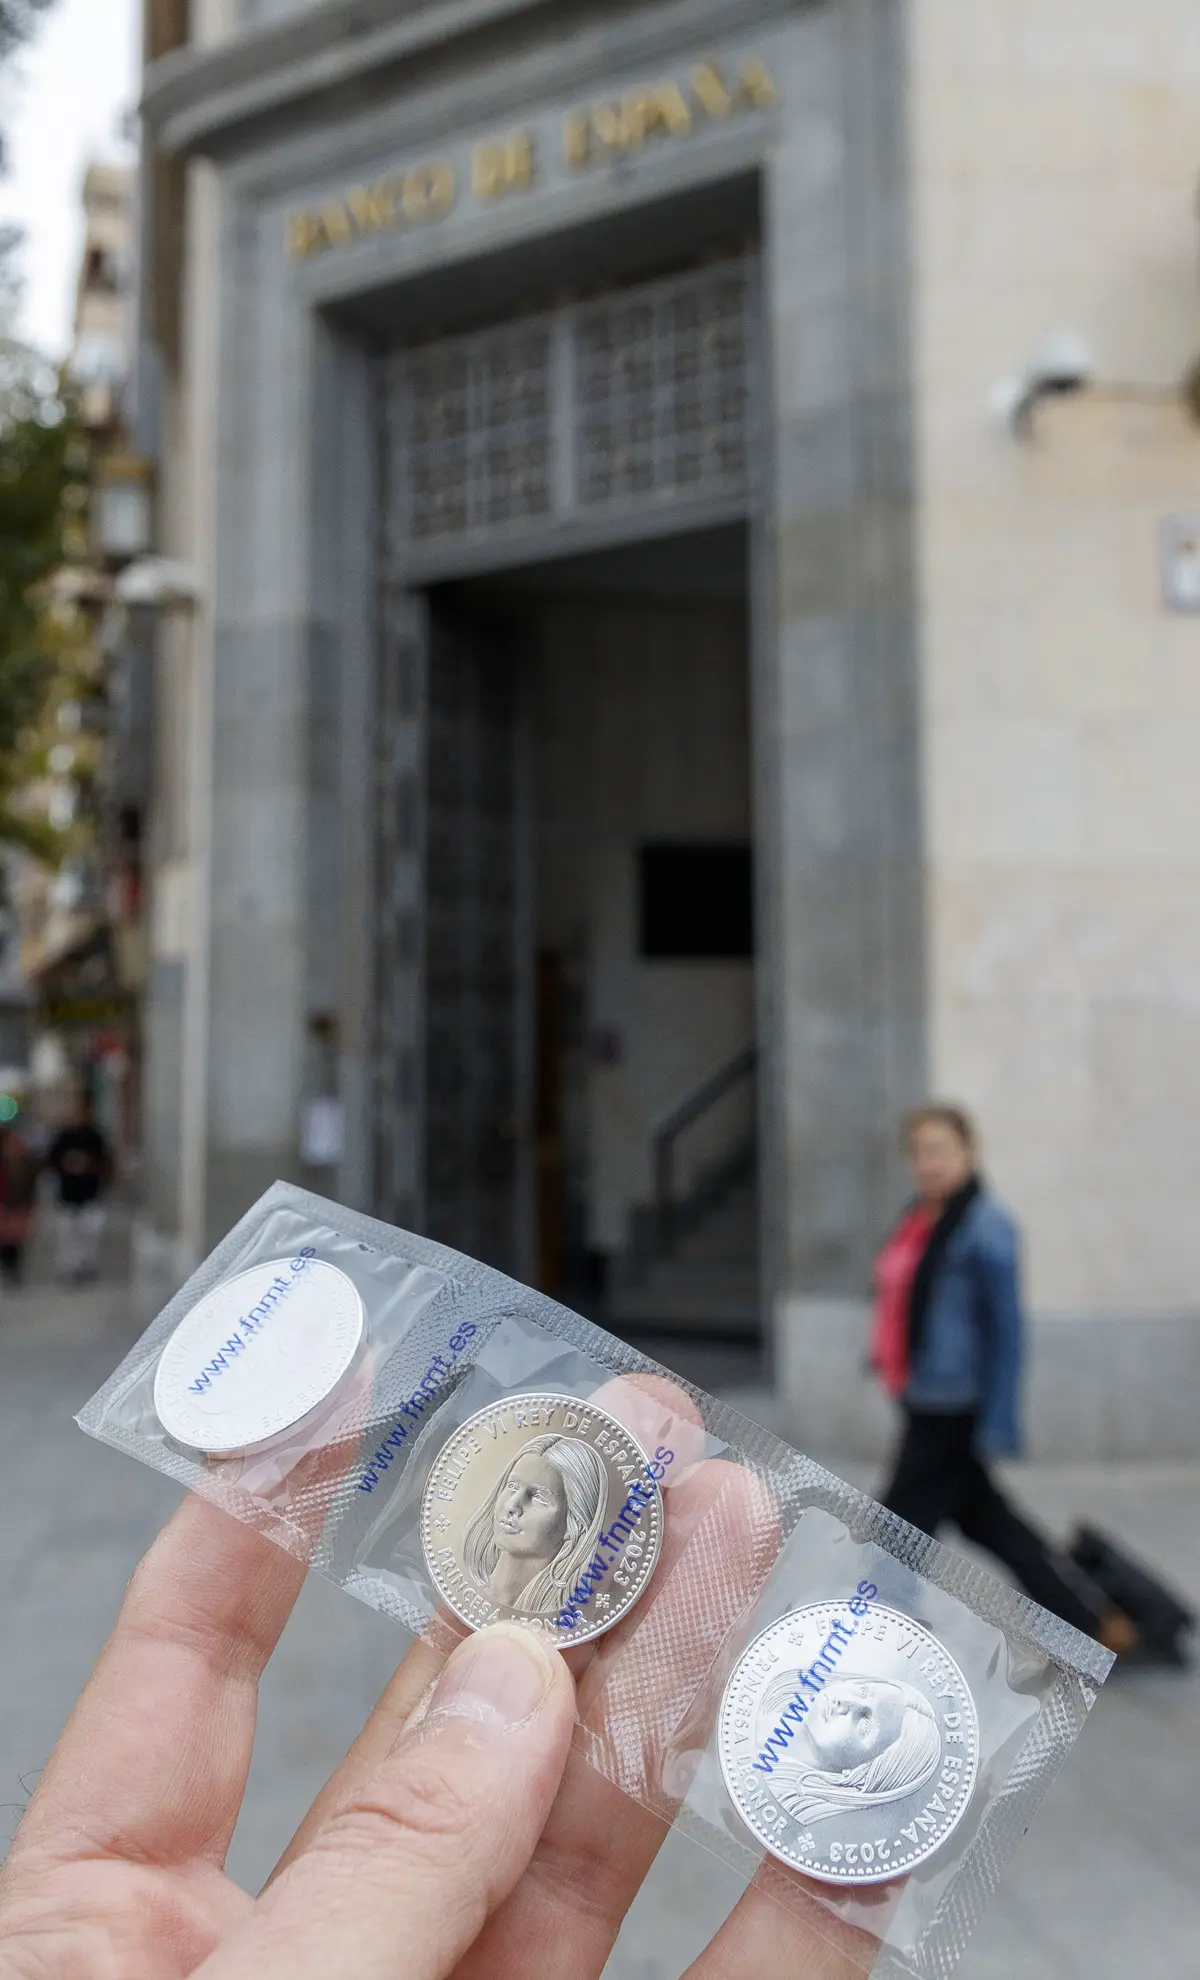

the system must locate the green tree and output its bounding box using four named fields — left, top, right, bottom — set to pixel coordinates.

left=0, top=381, right=80, bottom=732
left=0, top=371, right=84, bottom=857
left=0, top=0, right=74, bottom=858
left=0, top=0, right=82, bottom=871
